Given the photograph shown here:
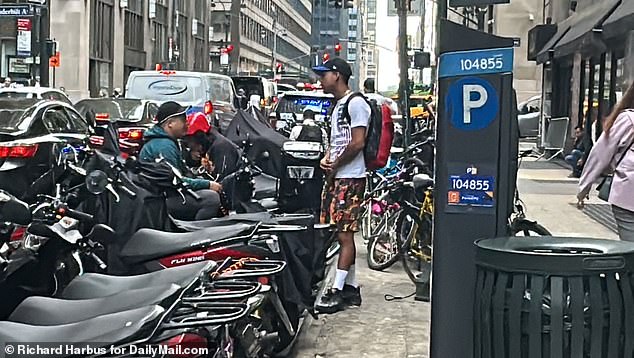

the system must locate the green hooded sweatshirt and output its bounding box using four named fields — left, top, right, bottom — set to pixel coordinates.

left=139, top=125, right=210, bottom=191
